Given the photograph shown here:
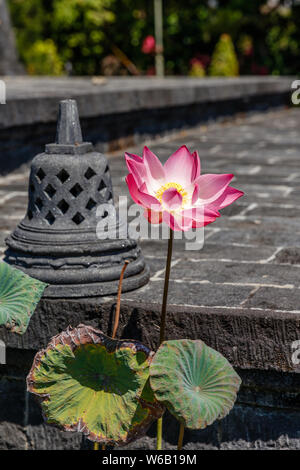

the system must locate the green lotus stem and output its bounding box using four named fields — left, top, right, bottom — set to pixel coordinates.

left=177, top=423, right=185, bottom=450
left=157, top=227, right=174, bottom=450
left=157, top=416, right=163, bottom=450
left=93, top=442, right=105, bottom=450
left=112, top=260, right=129, bottom=339
left=159, top=228, right=174, bottom=345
